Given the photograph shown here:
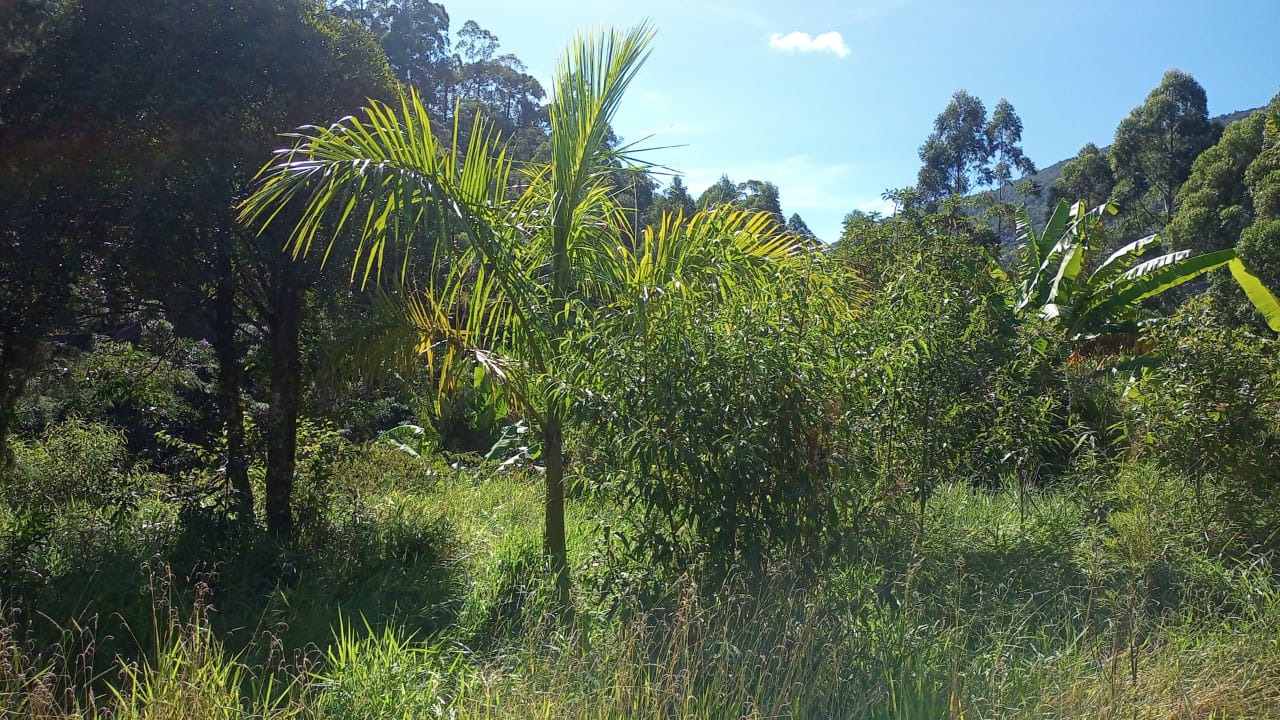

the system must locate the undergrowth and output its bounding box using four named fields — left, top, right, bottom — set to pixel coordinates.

left=2, top=447, right=1278, bottom=719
